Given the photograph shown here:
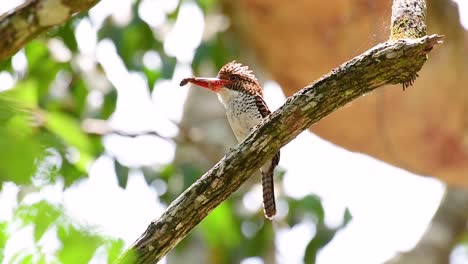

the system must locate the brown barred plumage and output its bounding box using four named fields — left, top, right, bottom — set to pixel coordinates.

left=261, top=152, right=280, bottom=219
